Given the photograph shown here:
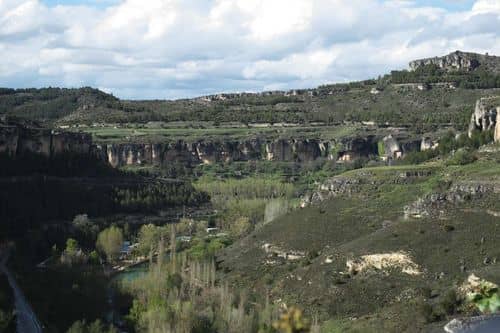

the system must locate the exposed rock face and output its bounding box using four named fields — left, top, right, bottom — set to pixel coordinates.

left=495, top=115, right=500, bottom=142
left=300, top=177, right=362, bottom=207
left=347, top=252, right=422, bottom=276
left=420, top=137, right=438, bottom=151
left=0, top=119, right=425, bottom=169
left=409, top=51, right=500, bottom=73
left=337, top=135, right=378, bottom=161
left=100, top=139, right=323, bottom=167
left=468, top=98, right=499, bottom=137
left=404, top=182, right=495, bottom=219
left=382, top=135, right=401, bottom=159
left=0, top=123, right=93, bottom=158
